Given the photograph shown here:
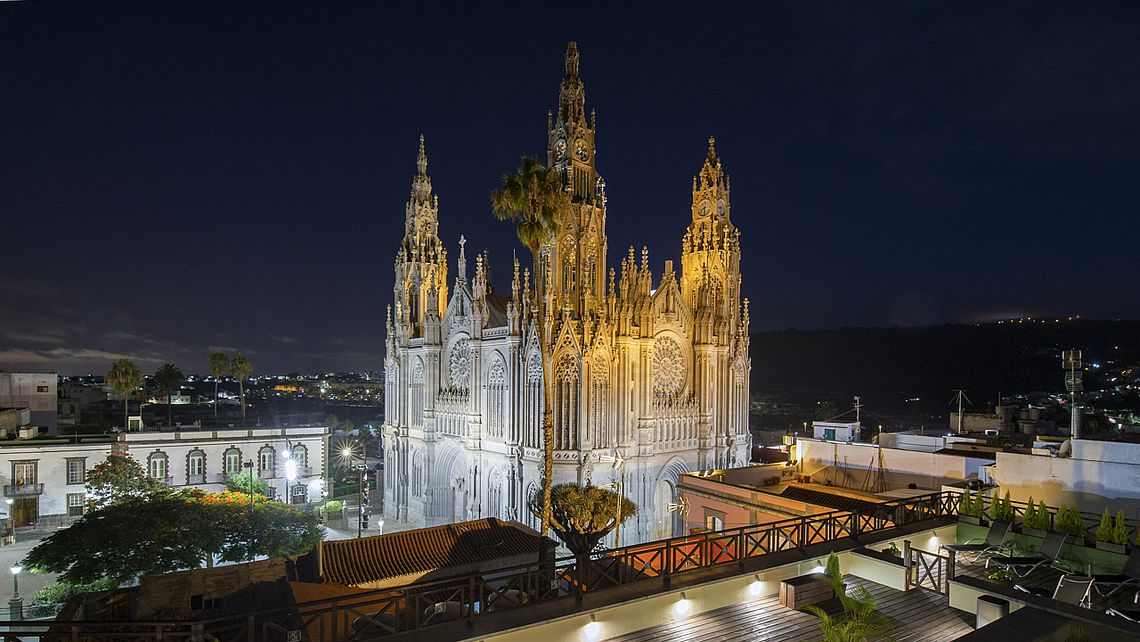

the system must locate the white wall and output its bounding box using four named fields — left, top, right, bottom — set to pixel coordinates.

left=797, top=438, right=989, bottom=492
left=990, top=448, right=1140, bottom=515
